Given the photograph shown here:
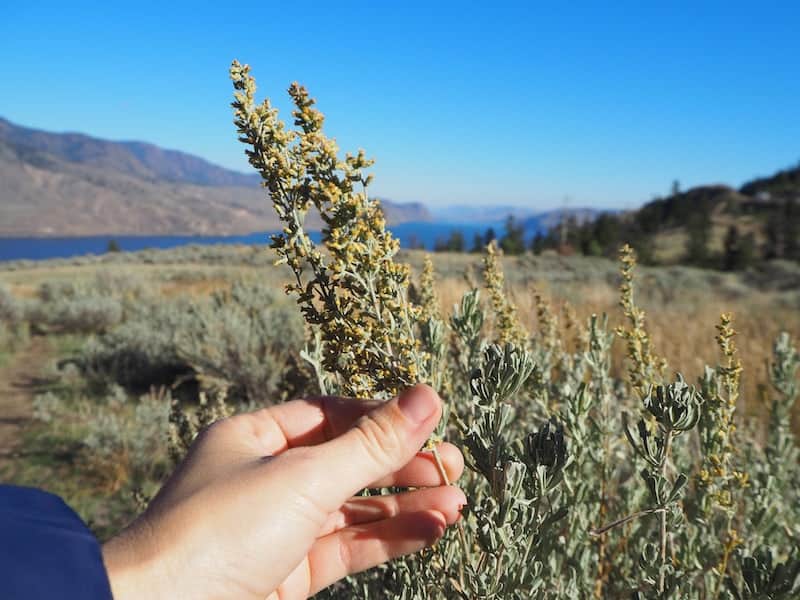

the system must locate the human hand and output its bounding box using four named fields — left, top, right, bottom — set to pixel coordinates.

left=102, top=385, right=465, bottom=600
